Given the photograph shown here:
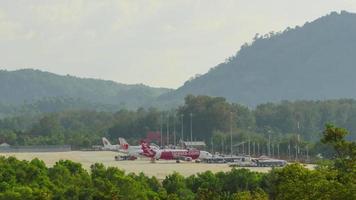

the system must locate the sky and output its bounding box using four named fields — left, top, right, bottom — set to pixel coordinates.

left=1, top=0, right=356, bottom=88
